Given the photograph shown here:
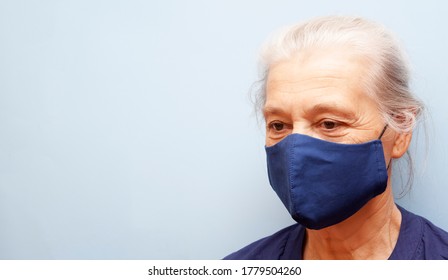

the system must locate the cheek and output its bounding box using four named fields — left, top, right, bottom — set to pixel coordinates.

left=265, top=136, right=276, bottom=147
